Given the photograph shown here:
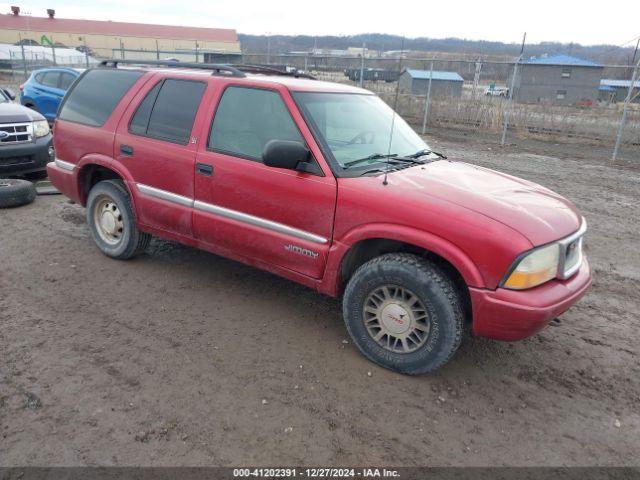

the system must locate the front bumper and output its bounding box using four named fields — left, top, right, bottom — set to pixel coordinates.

left=470, top=257, right=592, bottom=340
left=0, top=134, right=53, bottom=175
